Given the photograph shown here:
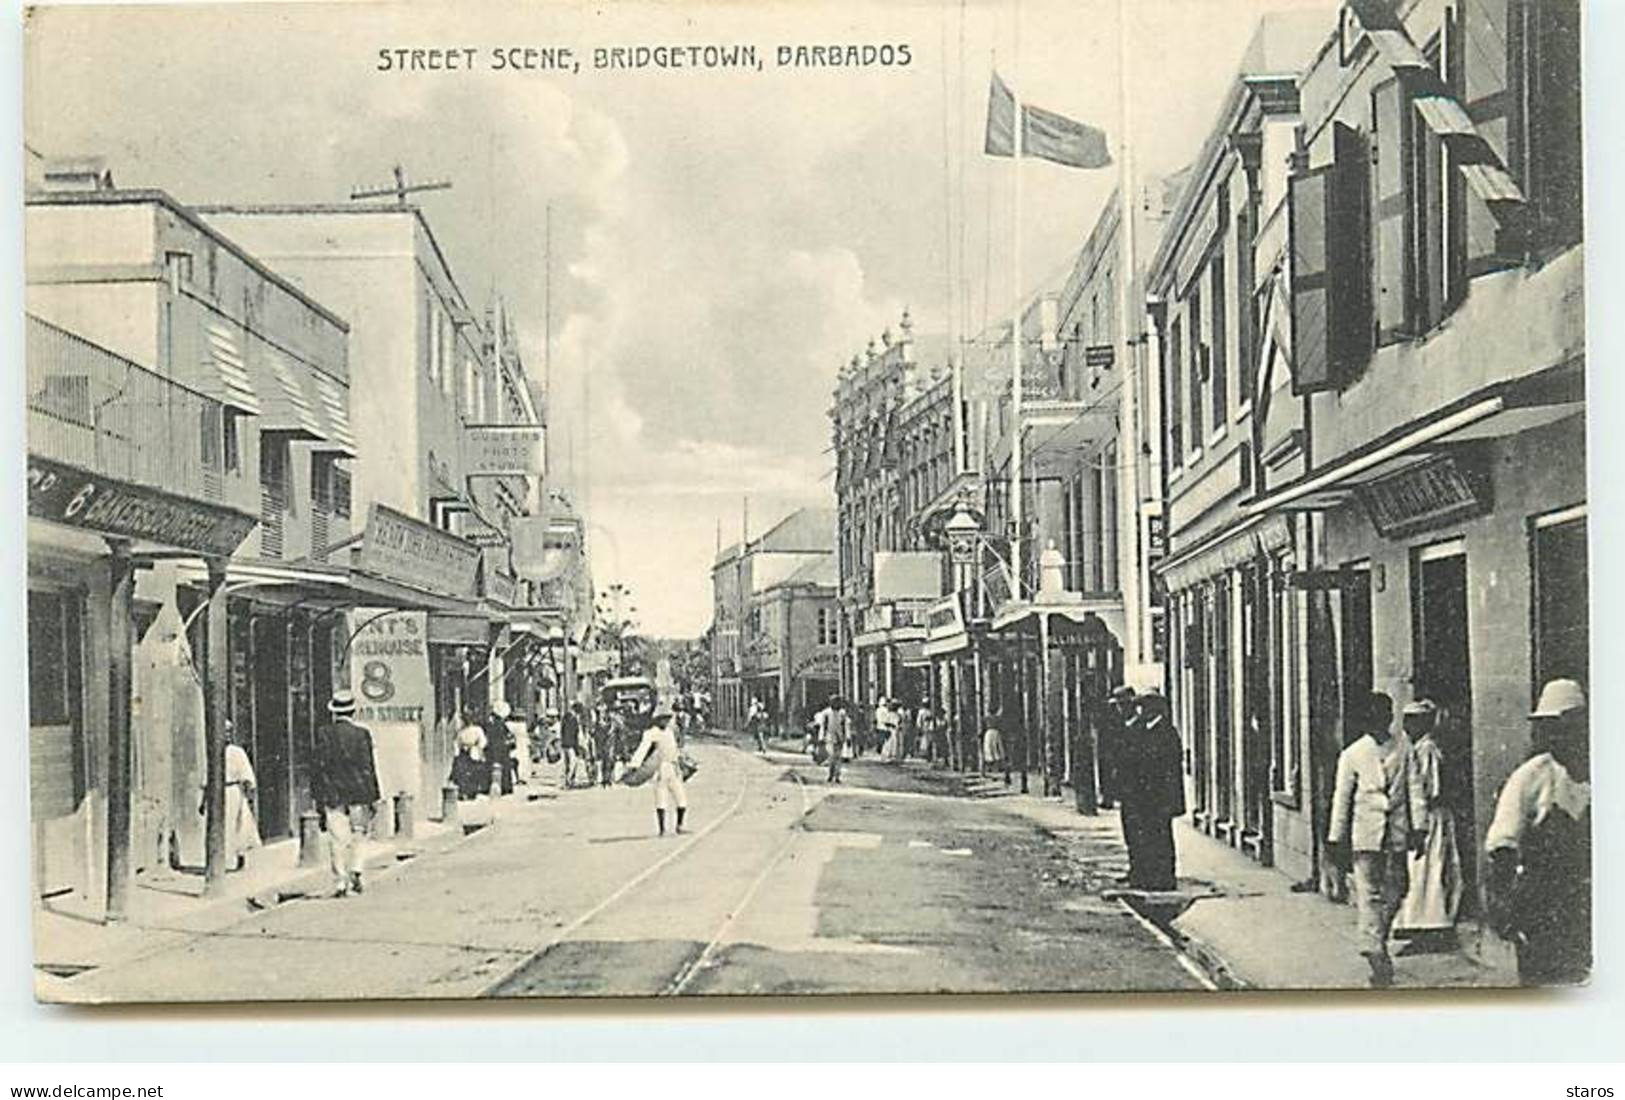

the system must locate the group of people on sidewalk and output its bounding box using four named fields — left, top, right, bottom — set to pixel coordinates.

left=1096, top=687, right=1187, bottom=893
left=1325, top=680, right=1591, bottom=988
